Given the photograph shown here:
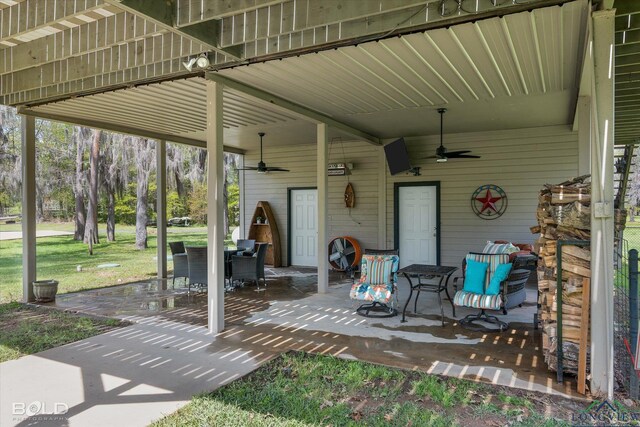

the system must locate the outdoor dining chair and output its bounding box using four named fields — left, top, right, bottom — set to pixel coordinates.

left=231, top=243, right=267, bottom=290
left=235, top=239, right=256, bottom=255
left=169, top=241, right=189, bottom=288
left=186, top=246, right=208, bottom=293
